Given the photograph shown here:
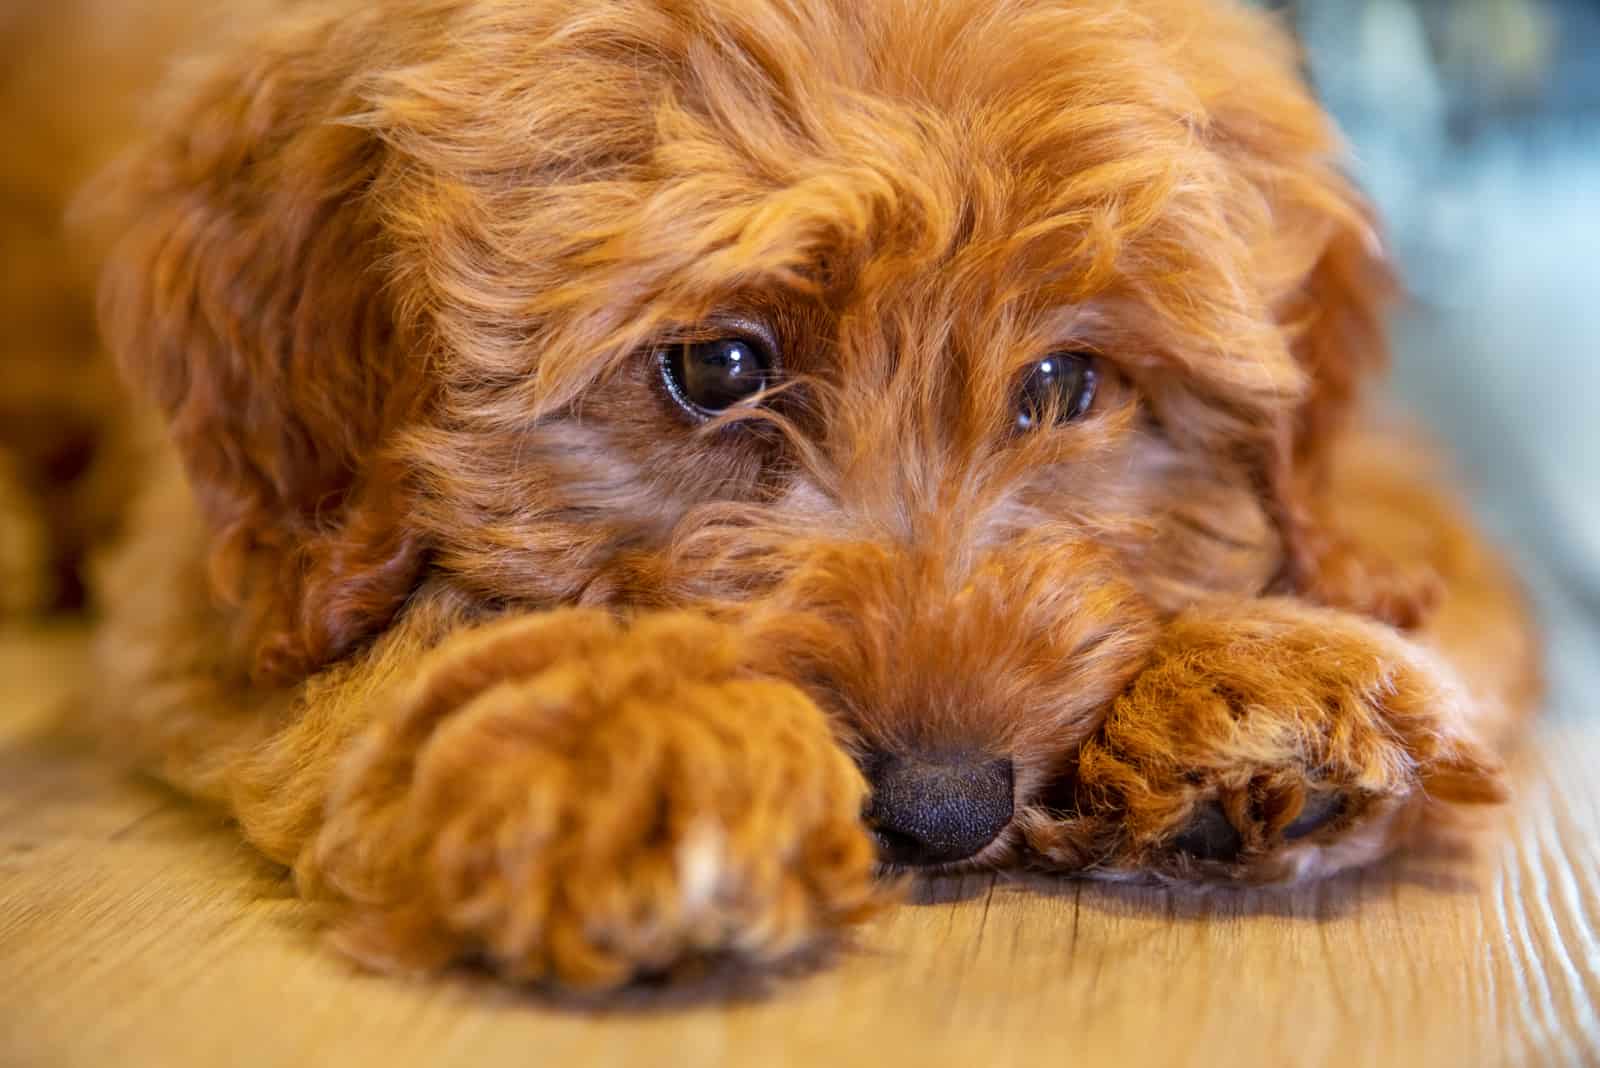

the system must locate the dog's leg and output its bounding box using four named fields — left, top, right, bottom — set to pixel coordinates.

left=1030, top=441, right=1541, bottom=883
left=89, top=477, right=877, bottom=988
